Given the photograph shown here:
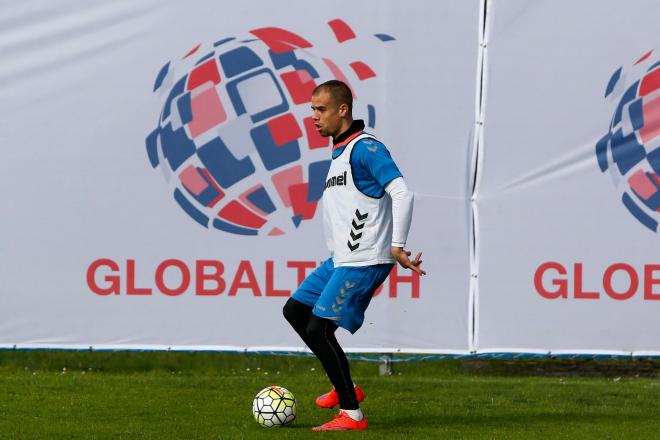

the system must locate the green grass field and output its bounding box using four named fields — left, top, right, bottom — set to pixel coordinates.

left=0, top=351, right=658, bottom=439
